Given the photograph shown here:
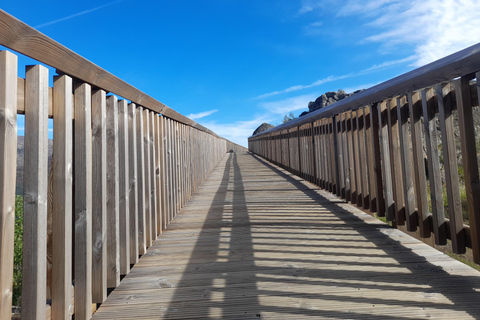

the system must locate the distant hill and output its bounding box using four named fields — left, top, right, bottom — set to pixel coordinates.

left=16, top=136, right=54, bottom=195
